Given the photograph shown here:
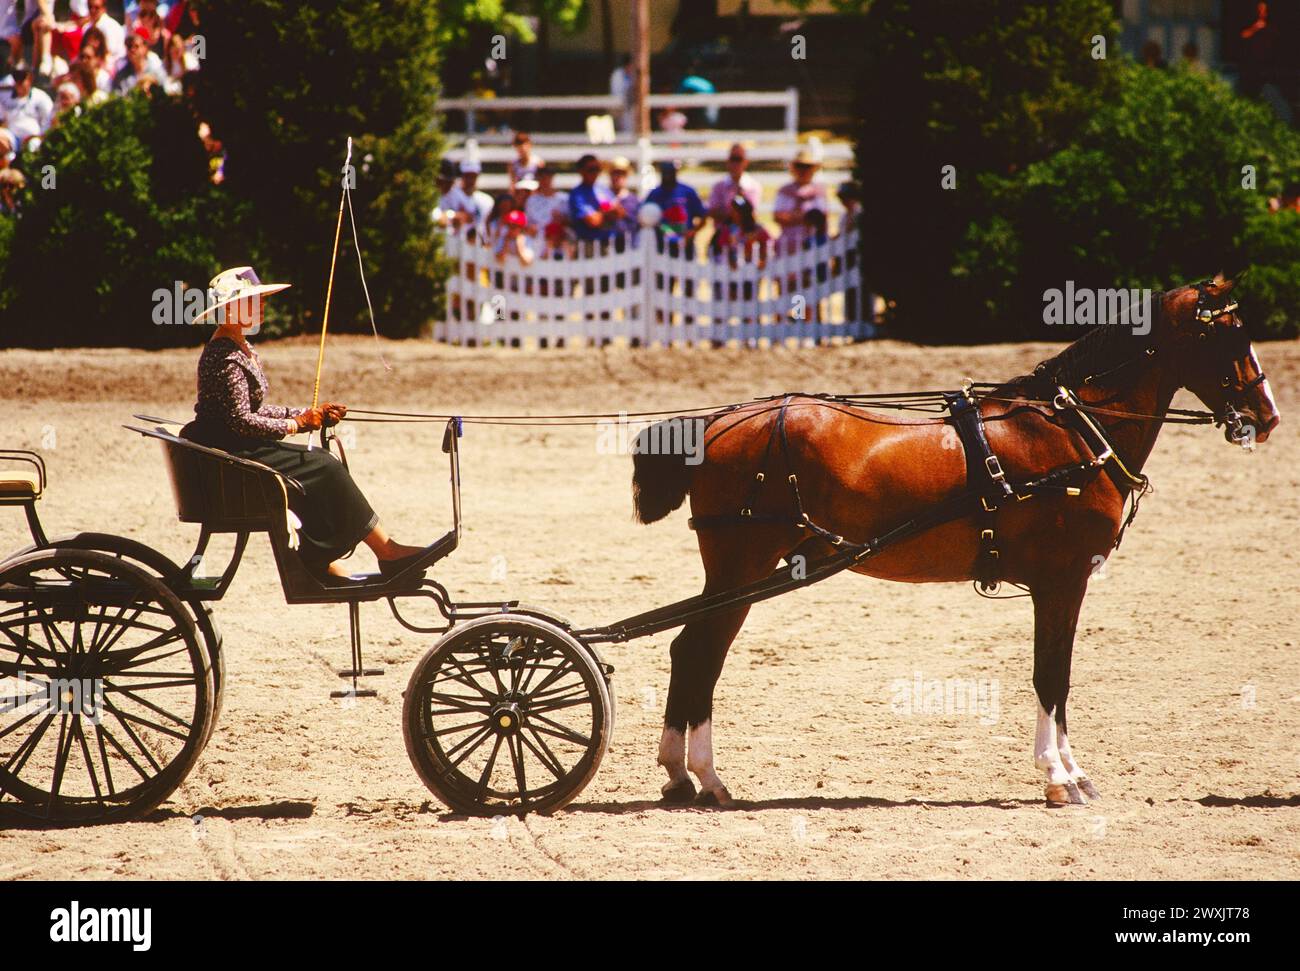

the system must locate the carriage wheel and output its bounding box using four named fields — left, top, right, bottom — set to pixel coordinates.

left=11, top=533, right=225, bottom=740
left=0, top=549, right=212, bottom=826
left=403, top=614, right=612, bottom=816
